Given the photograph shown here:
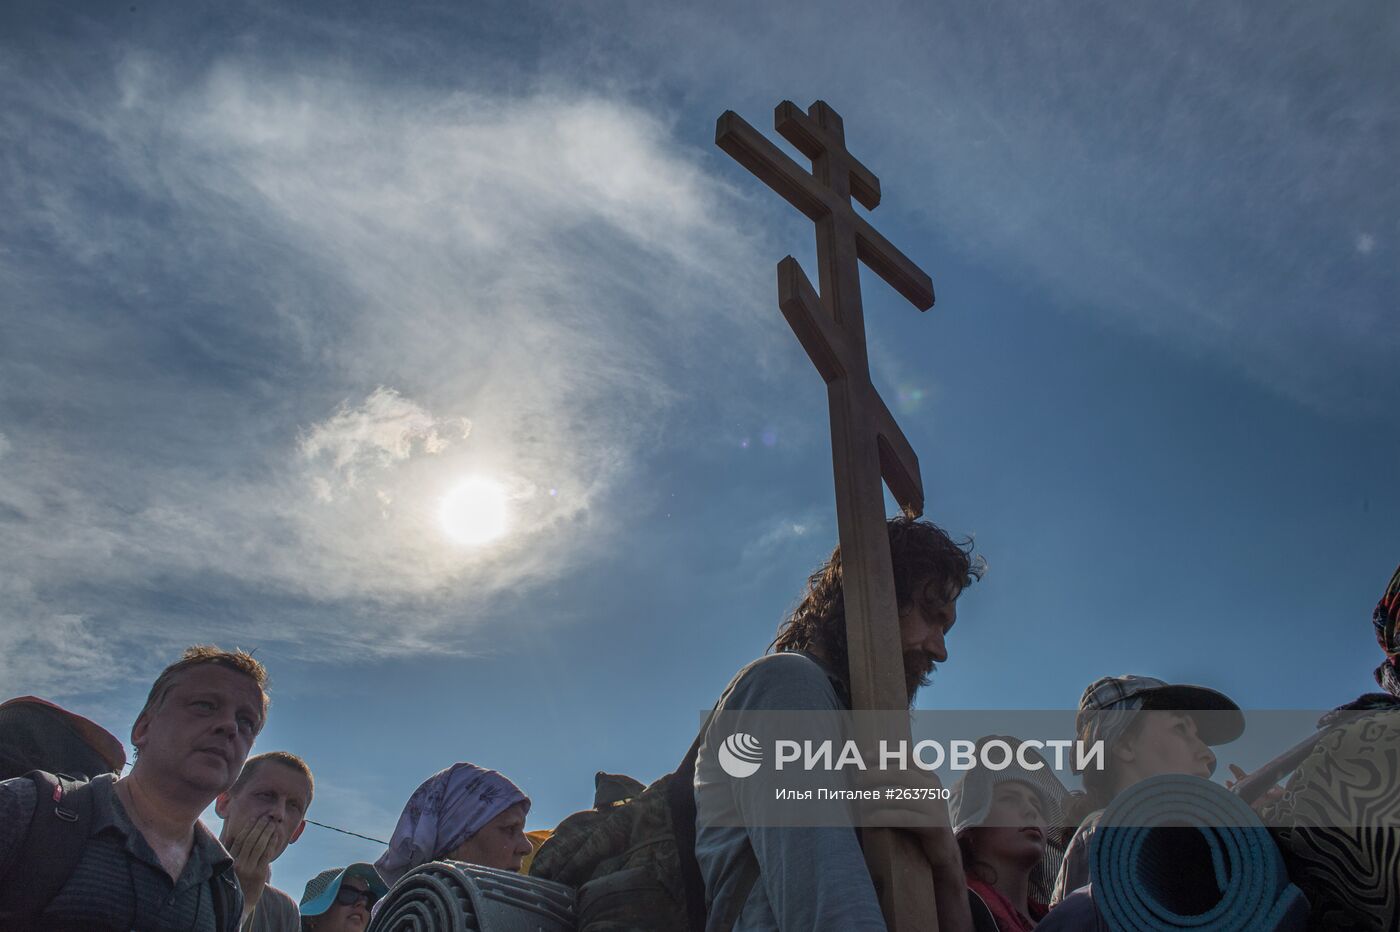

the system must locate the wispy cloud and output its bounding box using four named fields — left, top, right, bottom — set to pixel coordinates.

left=562, top=0, right=1399, bottom=411
left=740, top=514, right=822, bottom=565
left=0, top=49, right=781, bottom=691
left=734, top=511, right=831, bottom=594
left=0, top=578, right=133, bottom=697
left=301, top=388, right=469, bottom=501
